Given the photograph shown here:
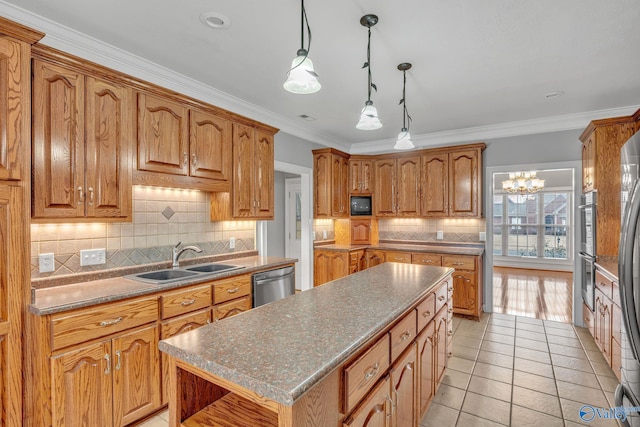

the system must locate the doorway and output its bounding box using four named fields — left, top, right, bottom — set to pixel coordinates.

left=285, top=178, right=302, bottom=290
